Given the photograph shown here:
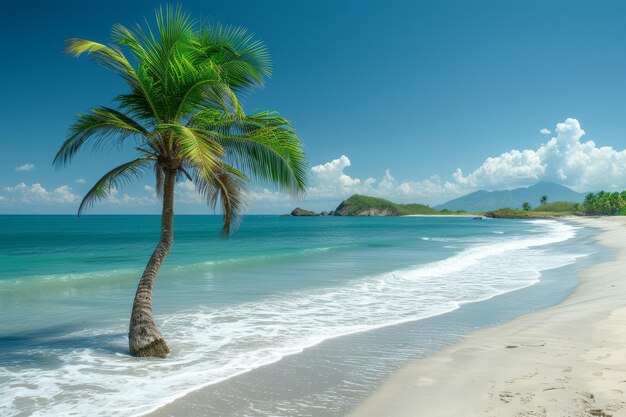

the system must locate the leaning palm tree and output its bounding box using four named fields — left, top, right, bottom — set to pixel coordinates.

left=54, top=6, right=307, bottom=358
